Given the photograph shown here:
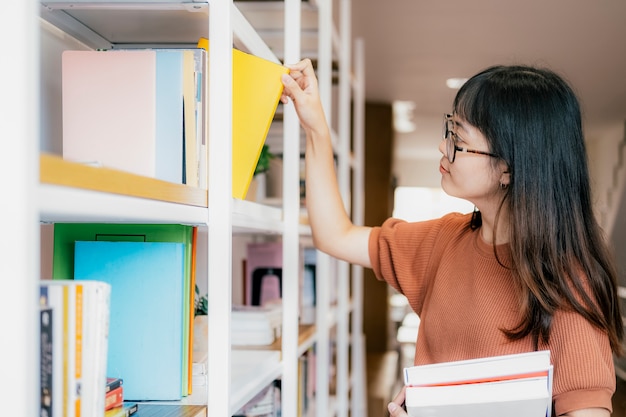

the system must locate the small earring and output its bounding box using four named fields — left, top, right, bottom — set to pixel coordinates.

left=500, top=182, right=508, bottom=190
